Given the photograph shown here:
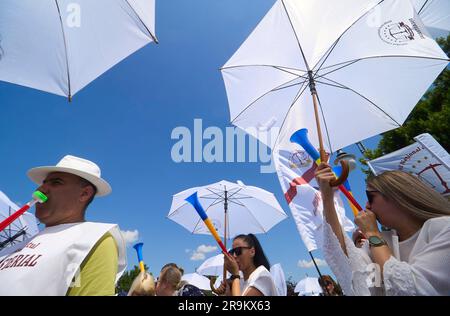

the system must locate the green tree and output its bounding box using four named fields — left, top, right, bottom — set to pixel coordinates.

left=116, top=264, right=151, bottom=295
left=362, top=35, right=450, bottom=166
left=286, top=277, right=297, bottom=296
